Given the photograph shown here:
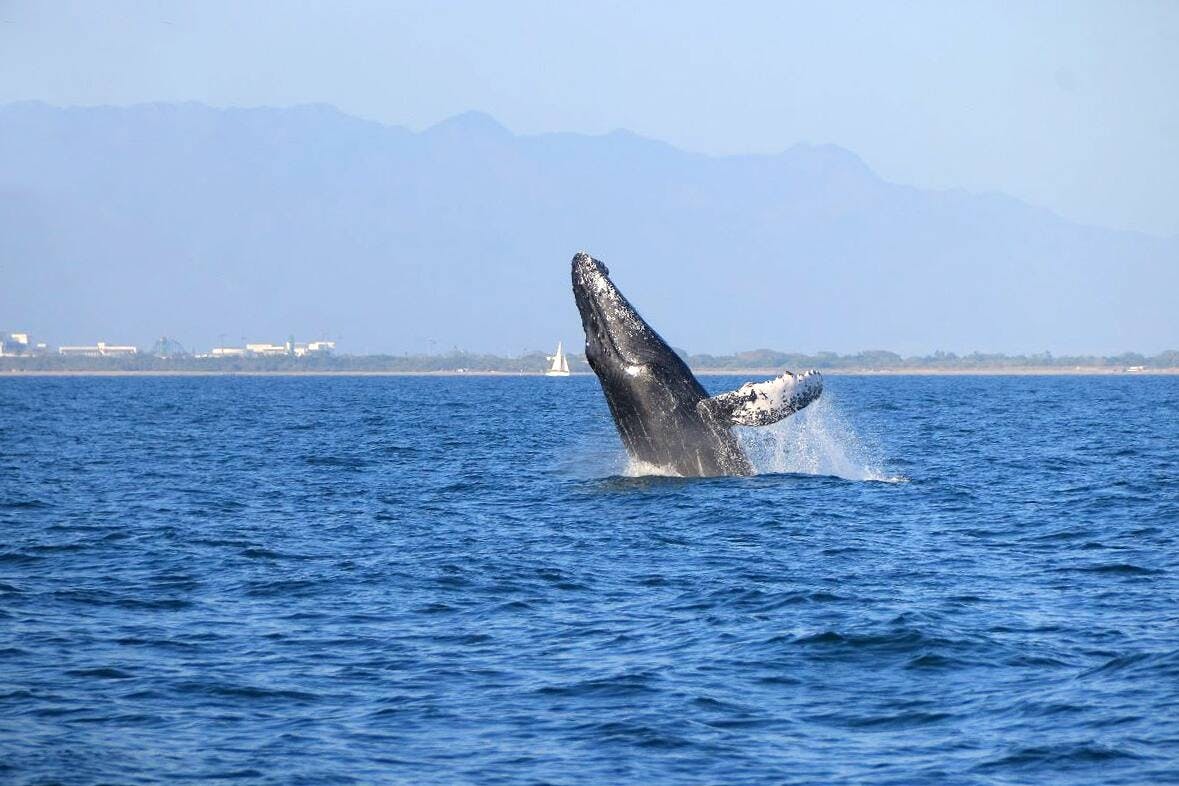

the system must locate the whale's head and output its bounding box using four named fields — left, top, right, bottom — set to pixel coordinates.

left=571, top=252, right=691, bottom=379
